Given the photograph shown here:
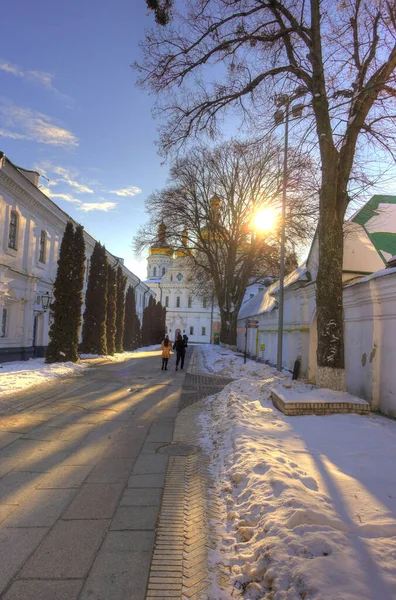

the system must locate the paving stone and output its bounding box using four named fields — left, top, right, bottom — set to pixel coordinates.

left=103, top=442, right=142, bottom=458
left=0, top=415, right=46, bottom=434
left=36, top=465, right=93, bottom=489
left=0, top=505, right=17, bottom=523
left=140, top=441, right=165, bottom=454
left=128, top=473, right=166, bottom=488
left=0, top=471, right=48, bottom=504
left=111, top=506, right=159, bottom=530
left=87, top=458, right=135, bottom=483
left=80, top=547, right=152, bottom=600
left=3, top=488, right=75, bottom=527
left=19, top=519, right=109, bottom=579
left=132, top=454, right=168, bottom=475
left=0, top=432, right=21, bottom=449
left=62, top=445, right=108, bottom=467
left=63, top=483, right=124, bottom=519
left=0, top=527, right=49, bottom=594
left=3, top=579, right=83, bottom=600
left=101, top=530, right=155, bottom=553
left=0, top=458, right=23, bottom=477
left=145, top=430, right=174, bottom=443
left=120, top=487, right=162, bottom=507
left=13, top=451, right=71, bottom=473
left=0, top=439, right=55, bottom=459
